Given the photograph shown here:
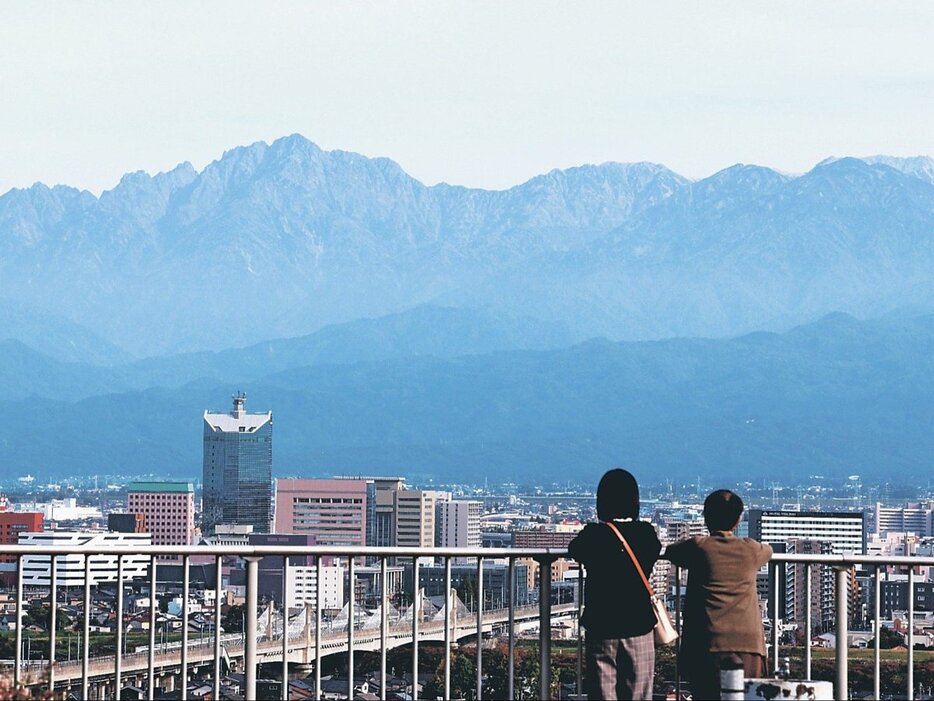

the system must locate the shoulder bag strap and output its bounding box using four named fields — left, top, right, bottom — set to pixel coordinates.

left=606, top=521, right=656, bottom=597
